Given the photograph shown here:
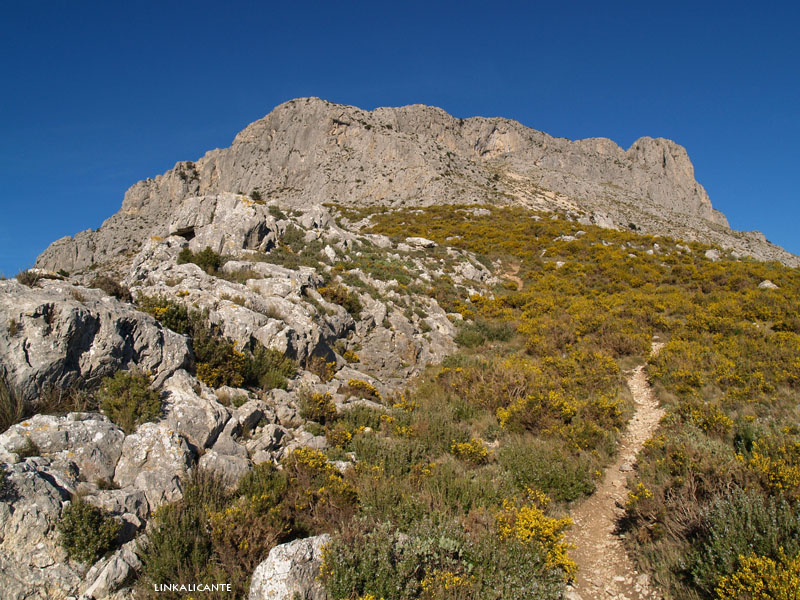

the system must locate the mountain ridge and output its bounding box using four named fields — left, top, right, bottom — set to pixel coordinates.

left=36, top=97, right=798, bottom=271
